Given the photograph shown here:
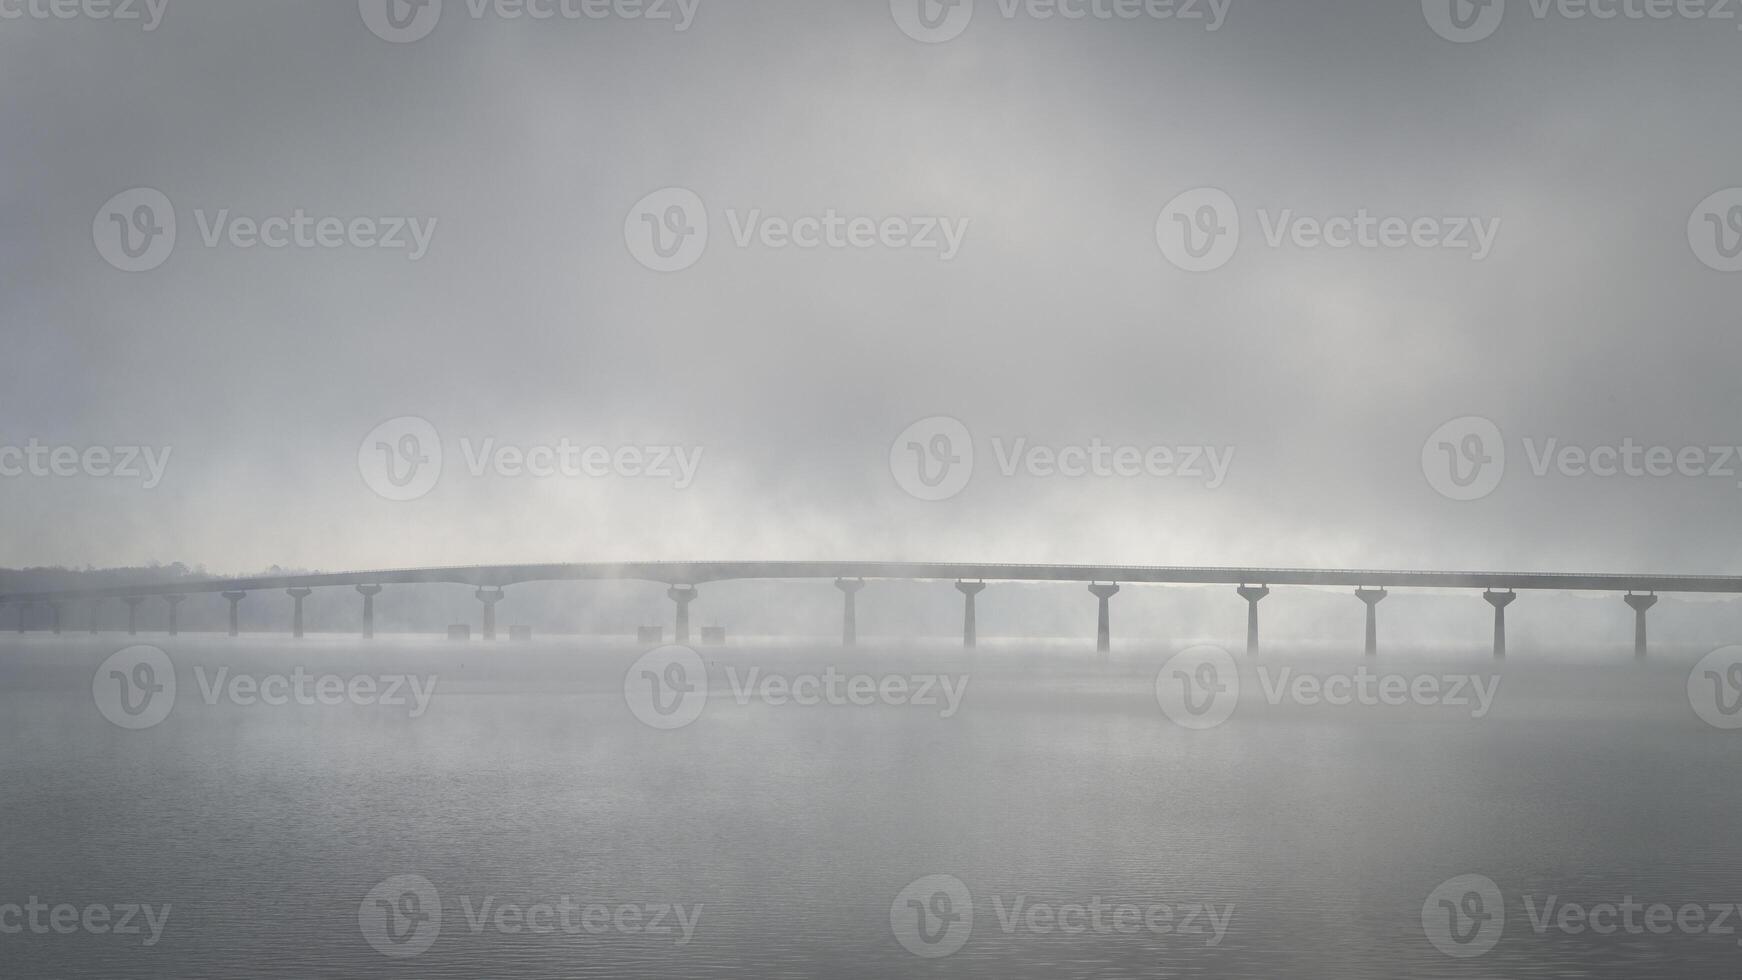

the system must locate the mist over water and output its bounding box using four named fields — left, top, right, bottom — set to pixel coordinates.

left=5, top=635, right=1740, bottom=979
